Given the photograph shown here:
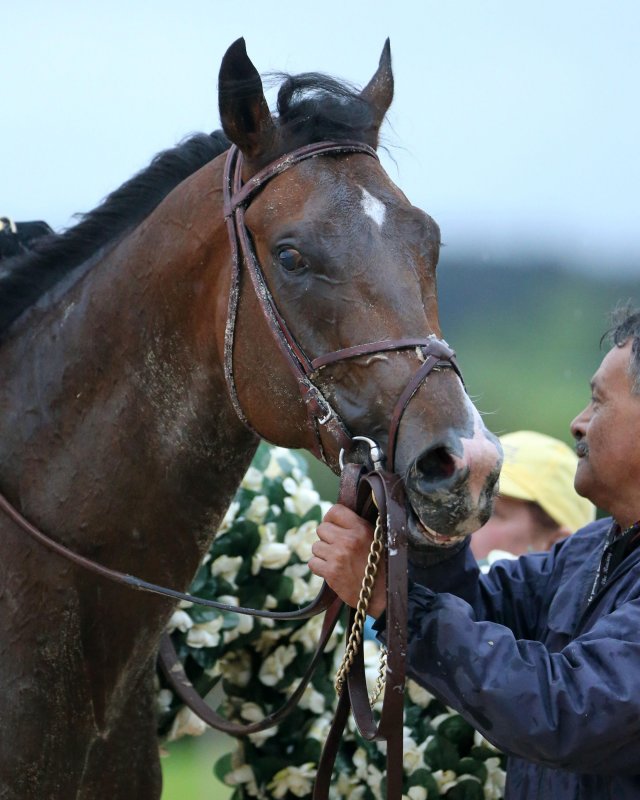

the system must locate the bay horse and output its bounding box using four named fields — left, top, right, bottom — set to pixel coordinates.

left=0, top=39, right=501, bottom=799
